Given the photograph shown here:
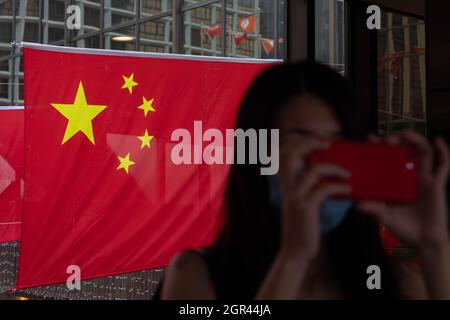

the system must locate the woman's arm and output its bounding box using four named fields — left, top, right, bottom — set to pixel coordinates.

left=419, top=242, right=450, bottom=299
left=389, top=255, right=428, bottom=299
left=255, top=251, right=311, bottom=299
